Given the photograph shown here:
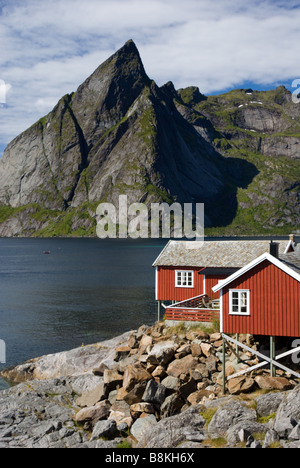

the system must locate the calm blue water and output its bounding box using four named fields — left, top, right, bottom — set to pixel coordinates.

left=0, top=238, right=167, bottom=387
